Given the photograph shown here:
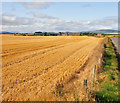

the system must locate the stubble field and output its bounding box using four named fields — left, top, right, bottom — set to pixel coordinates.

left=2, top=35, right=104, bottom=101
